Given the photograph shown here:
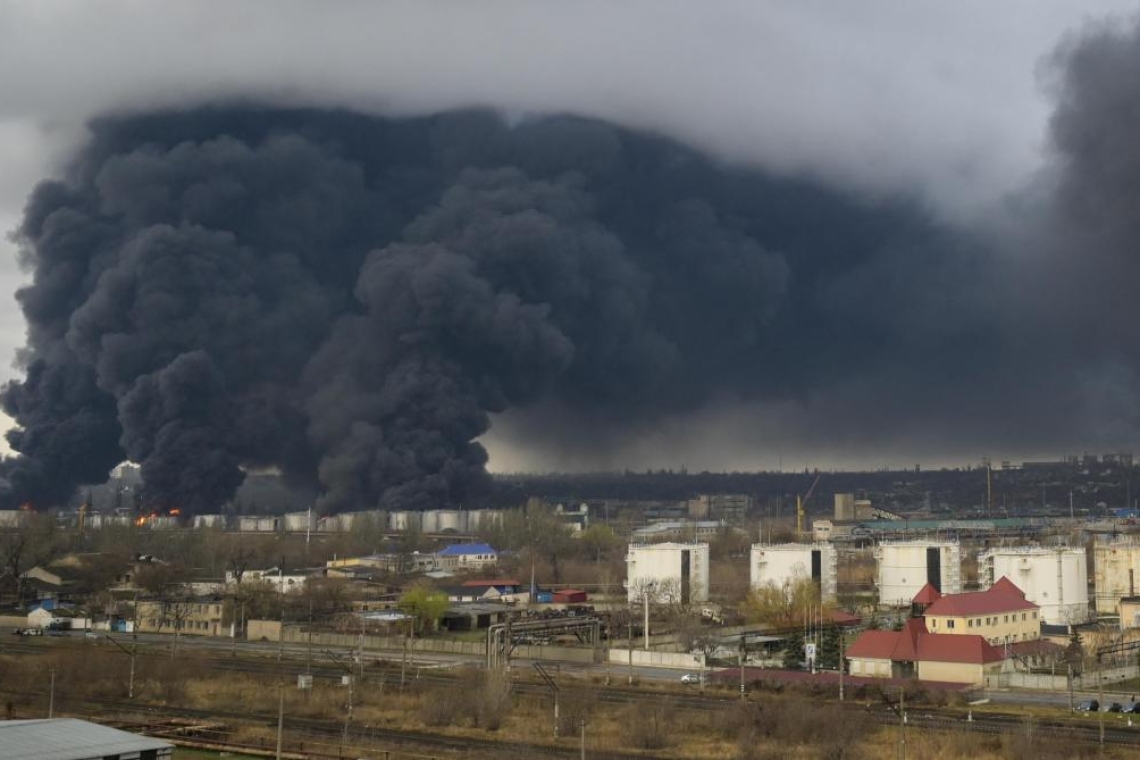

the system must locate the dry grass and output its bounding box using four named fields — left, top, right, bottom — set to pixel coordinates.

left=6, top=650, right=1139, bottom=760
